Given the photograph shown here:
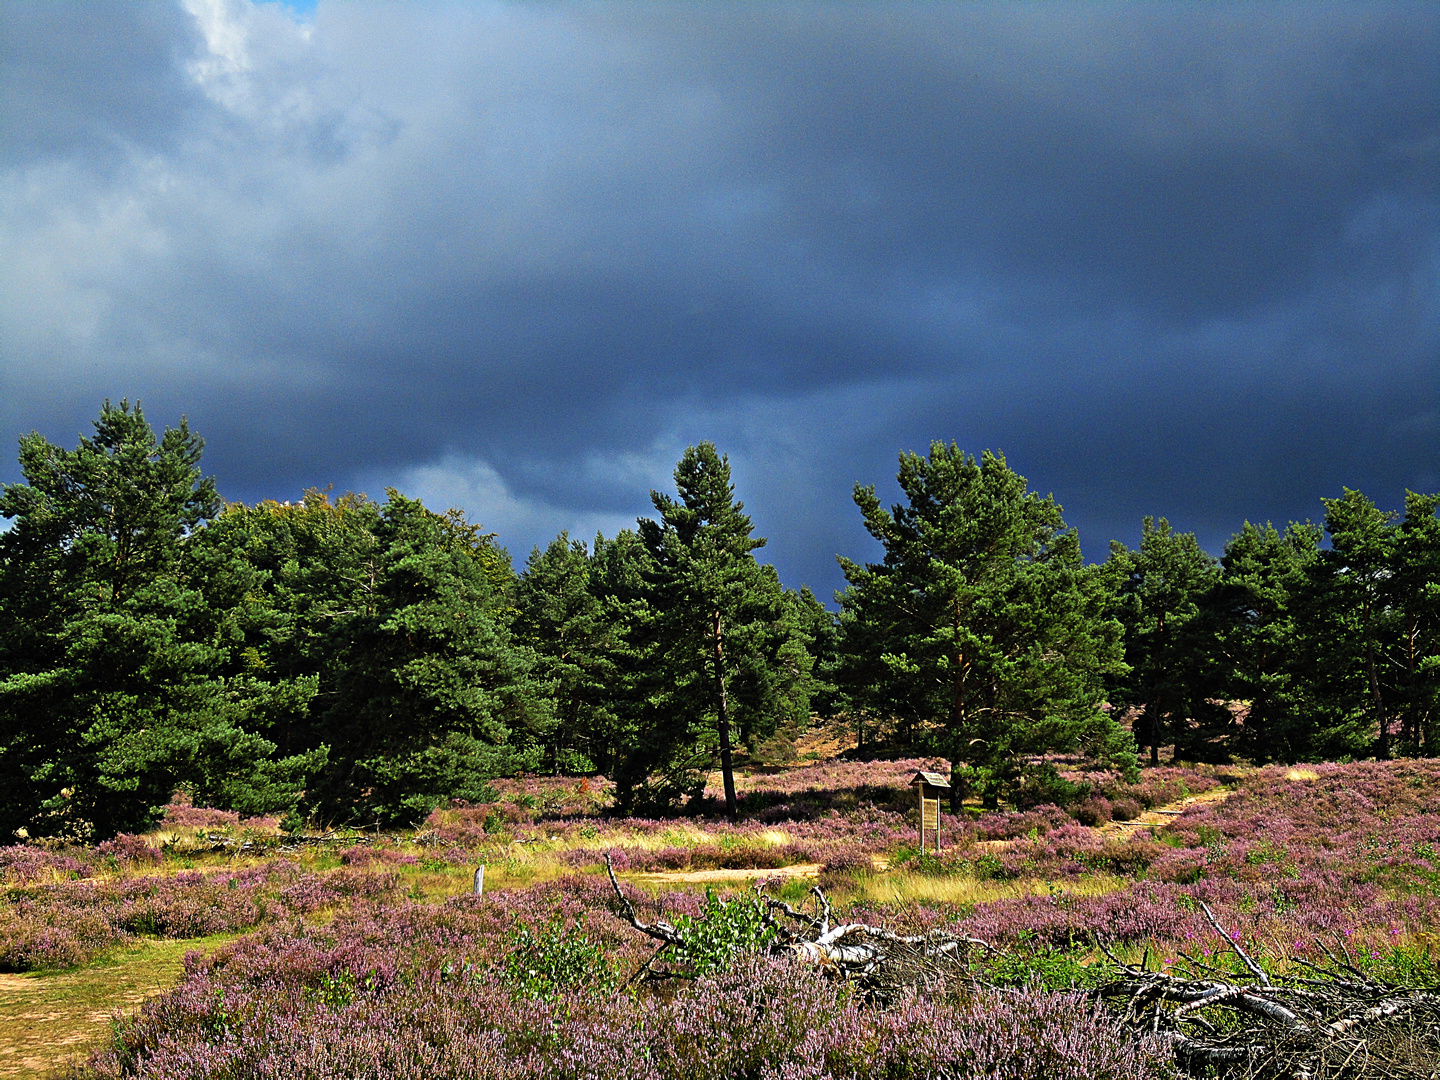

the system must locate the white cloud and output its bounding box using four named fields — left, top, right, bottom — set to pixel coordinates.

left=385, top=452, right=643, bottom=559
